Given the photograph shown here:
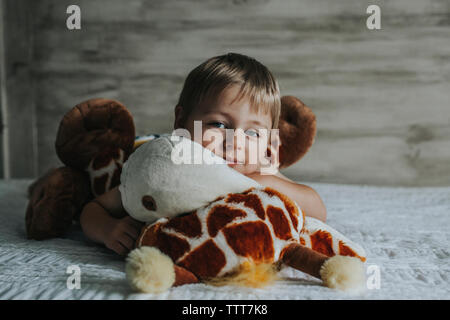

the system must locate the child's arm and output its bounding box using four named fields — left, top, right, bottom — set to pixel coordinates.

left=247, top=173, right=327, bottom=222
left=79, top=186, right=144, bottom=256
